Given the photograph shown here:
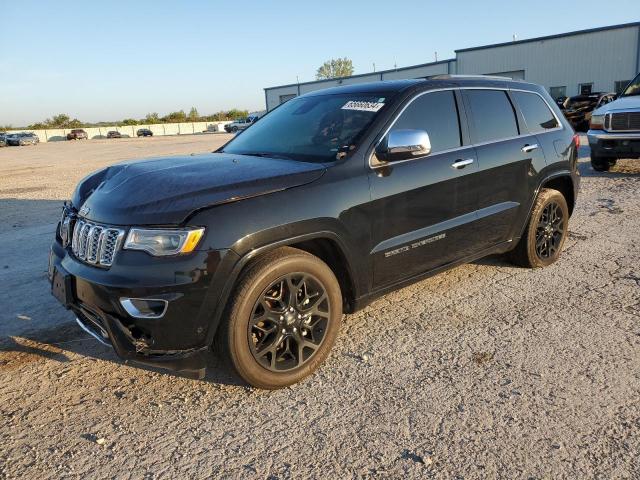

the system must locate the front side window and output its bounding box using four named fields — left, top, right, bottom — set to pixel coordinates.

left=620, top=73, right=640, bottom=97
left=513, top=91, right=559, bottom=133
left=388, top=90, right=461, bottom=154
left=222, top=93, right=393, bottom=163
left=465, top=90, right=519, bottom=143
